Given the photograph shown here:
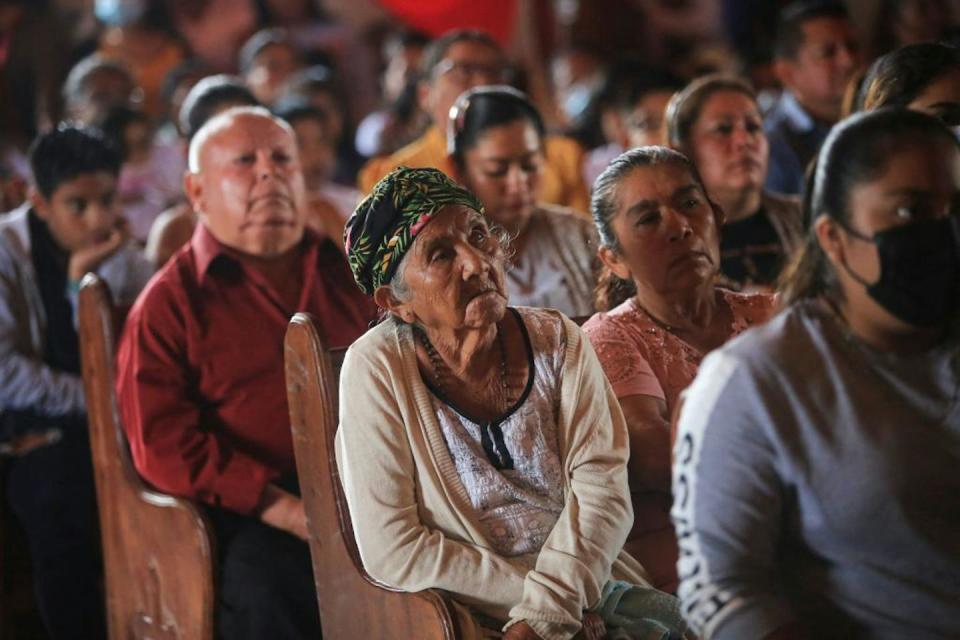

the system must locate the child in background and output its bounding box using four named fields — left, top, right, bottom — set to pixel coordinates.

left=240, top=28, right=305, bottom=107
left=276, top=100, right=361, bottom=251
left=99, top=106, right=184, bottom=243
left=0, top=125, right=152, bottom=639
left=280, top=66, right=365, bottom=186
